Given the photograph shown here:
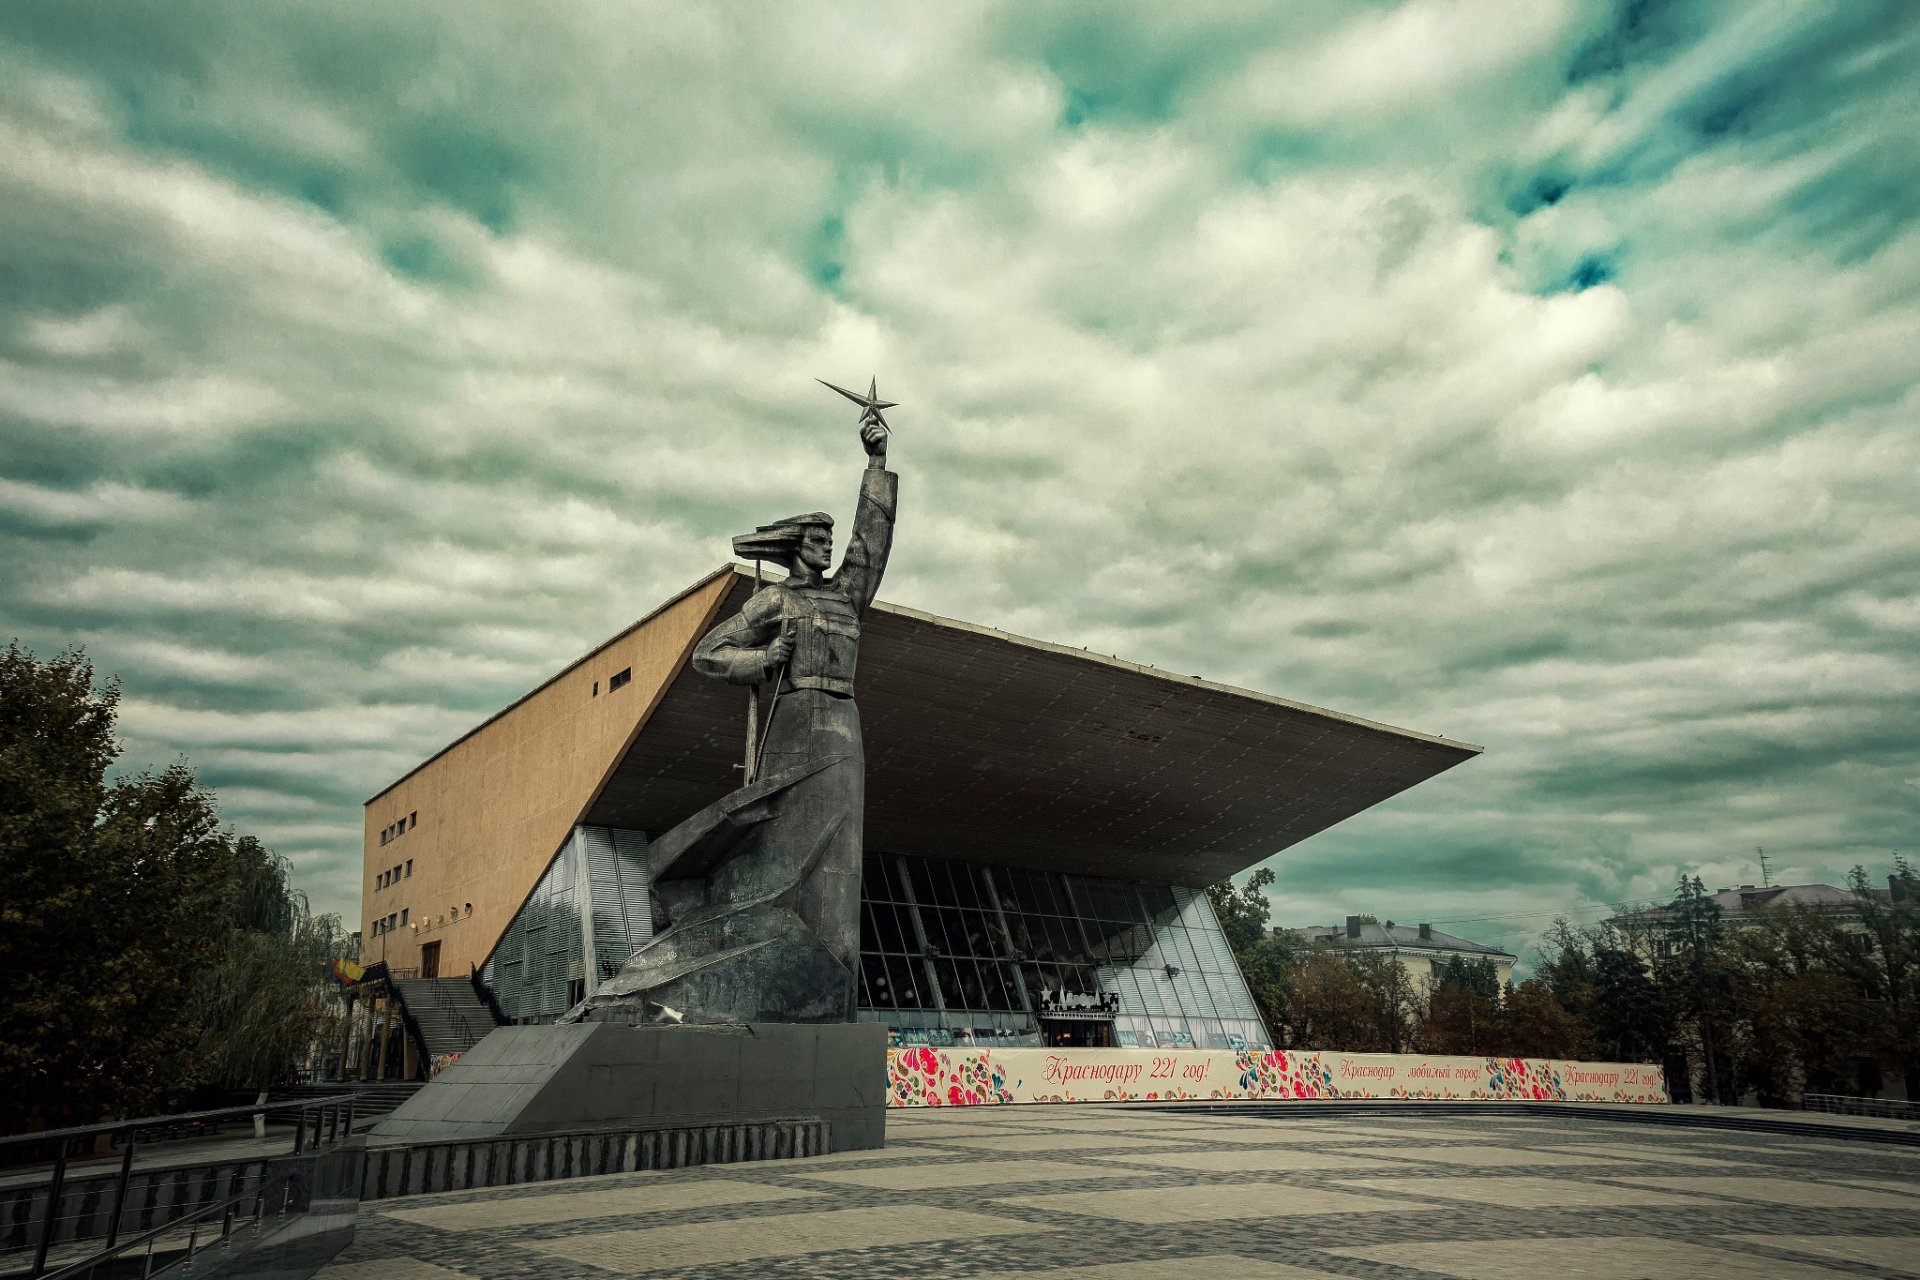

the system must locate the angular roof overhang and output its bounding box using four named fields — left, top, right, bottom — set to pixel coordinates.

left=584, top=567, right=1480, bottom=887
